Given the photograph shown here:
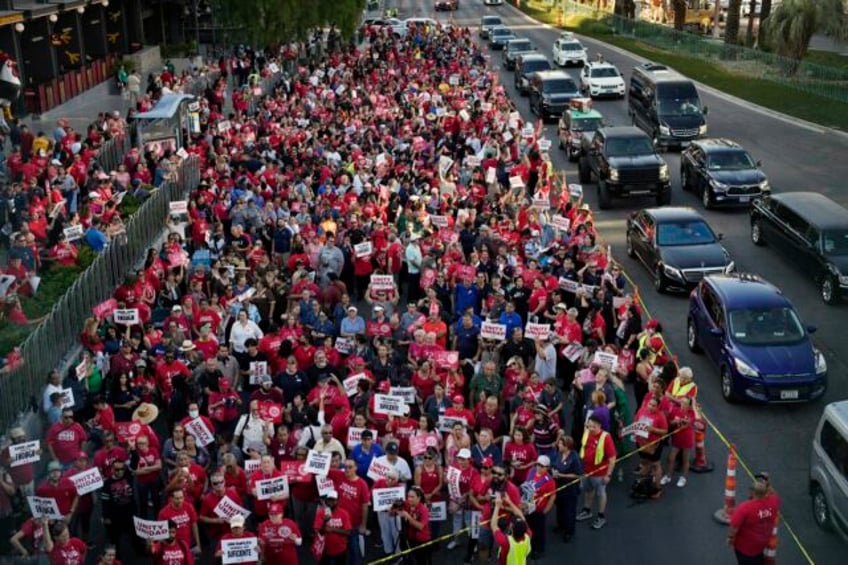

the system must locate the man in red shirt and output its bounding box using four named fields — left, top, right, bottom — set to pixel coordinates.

left=148, top=521, right=194, bottom=565
left=576, top=415, right=617, bottom=530
left=157, top=488, right=201, bottom=551
left=258, top=503, right=302, bottom=563
left=44, top=520, right=87, bottom=565
left=249, top=455, right=288, bottom=521
left=155, top=349, right=191, bottom=404
left=521, top=455, right=557, bottom=559
left=728, top=479, right=780, bottom=564
left=36, top=461, right=78, bottom=519
left=313, top=491, right=352, bottom=565
left=215, top=514, right=258, bottom=564
left=328, top=457, right=371, bottom=565
left=46, top=409, right=88, bottom=466
left=199, top=472, right=245, bottom=547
